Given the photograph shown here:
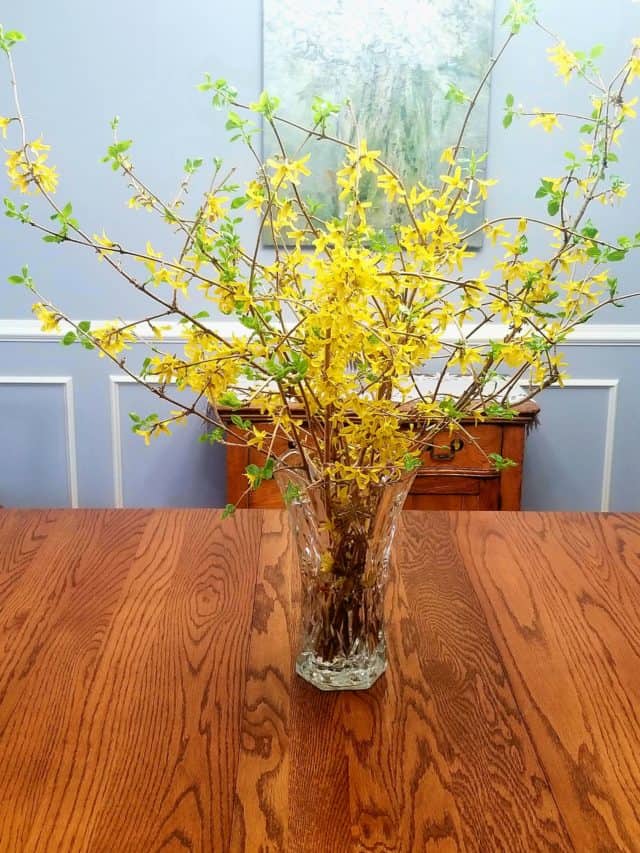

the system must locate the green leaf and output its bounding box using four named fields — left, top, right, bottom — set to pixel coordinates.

left=502, top=0, right=537, bottom=34
left=547, top=198, right=560, bottom=216
left=484, top=403, right=518, bottom=419
left=199, top=427, right=225, bottom=444
left=502, top=112, right=514, bottom=129
left=0, top=26, right=25, bottom=53
left=230, top=196, right=247, bottom=209
left=218, top=391, right=243, bottom=408
left=102, top=139, right=133, bottom=170
left=7, top=274, right=24, bottom=284
left=283, top=482, right=301, bottom=506
left=262, top=458, right=275, bottom=480
left=184, top=157, right=204, bottom=174
left=607, top=249, right=627, bottom=262
left=249, top=90, right=280, bottom=120
left=225, top=111, right=245, bottom=130
left=505, top=93, right=515, bottom=108
left=445, top=83, right=466, bottom=105
left=230, top=414, right=252, bottom=430
left=403, top=454, right=422, bottom=472
left=311, top=95, right=341, bottom=133
left=197, top=75, right=238, bottom=108
left=488, top=453, right=517, bottom=472
left=222, top=503, right=236, bottom=519
left=62, top=331, right=77, bottom=346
